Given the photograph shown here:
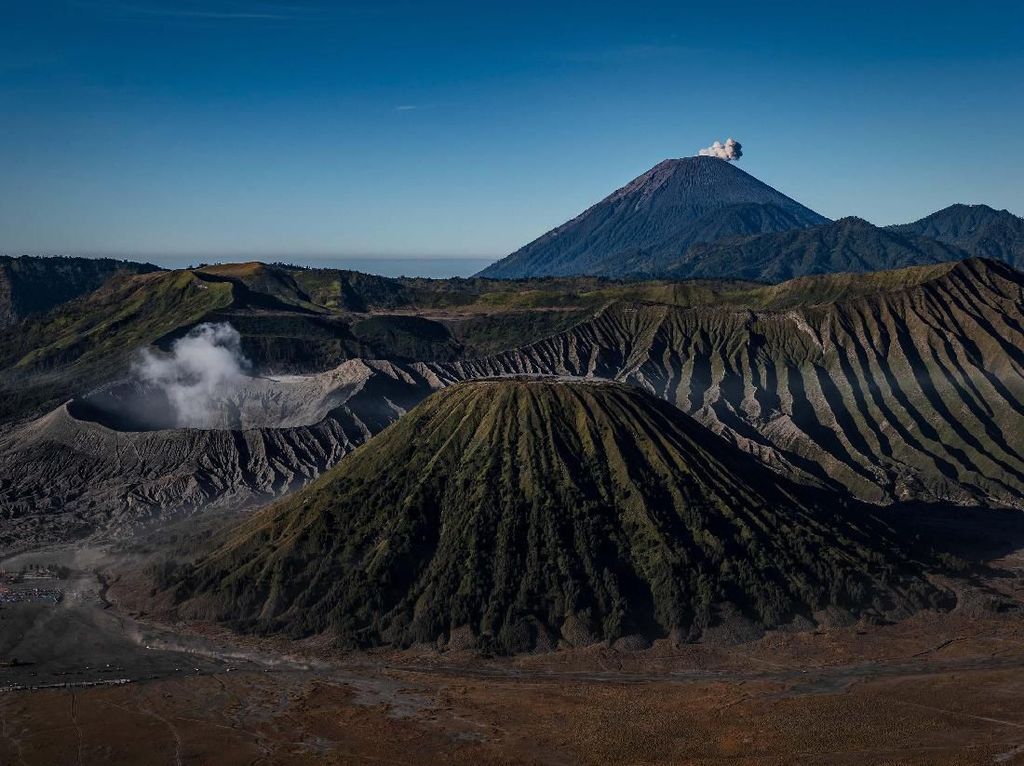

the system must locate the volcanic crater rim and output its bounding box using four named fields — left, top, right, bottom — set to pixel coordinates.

left=66, top=366, right=374, bottom=433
